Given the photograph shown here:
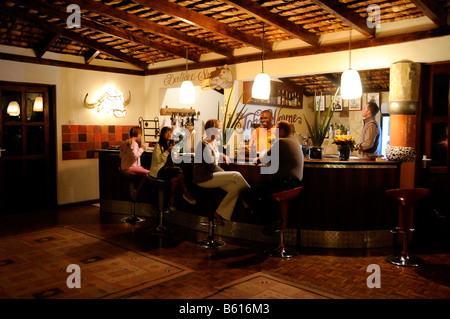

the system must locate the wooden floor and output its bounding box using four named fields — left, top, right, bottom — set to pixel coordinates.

left=1, top=204, right=449, bottom=302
